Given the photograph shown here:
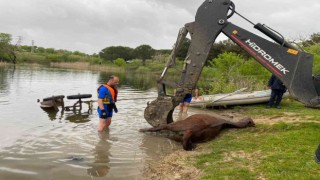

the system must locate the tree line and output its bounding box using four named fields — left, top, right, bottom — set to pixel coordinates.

left=1, top=32, right=320, bottom=65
